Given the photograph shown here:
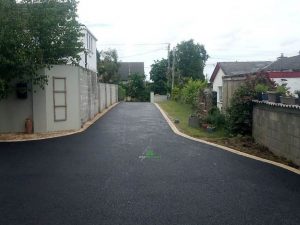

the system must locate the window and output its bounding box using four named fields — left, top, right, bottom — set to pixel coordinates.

left=218, top=86, right=223, bottom=102
left=86, top=33, right=90, bottom=50
left=86, top=32, right=93, bottom=52
left=53, top=77, right=67, bottom=121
